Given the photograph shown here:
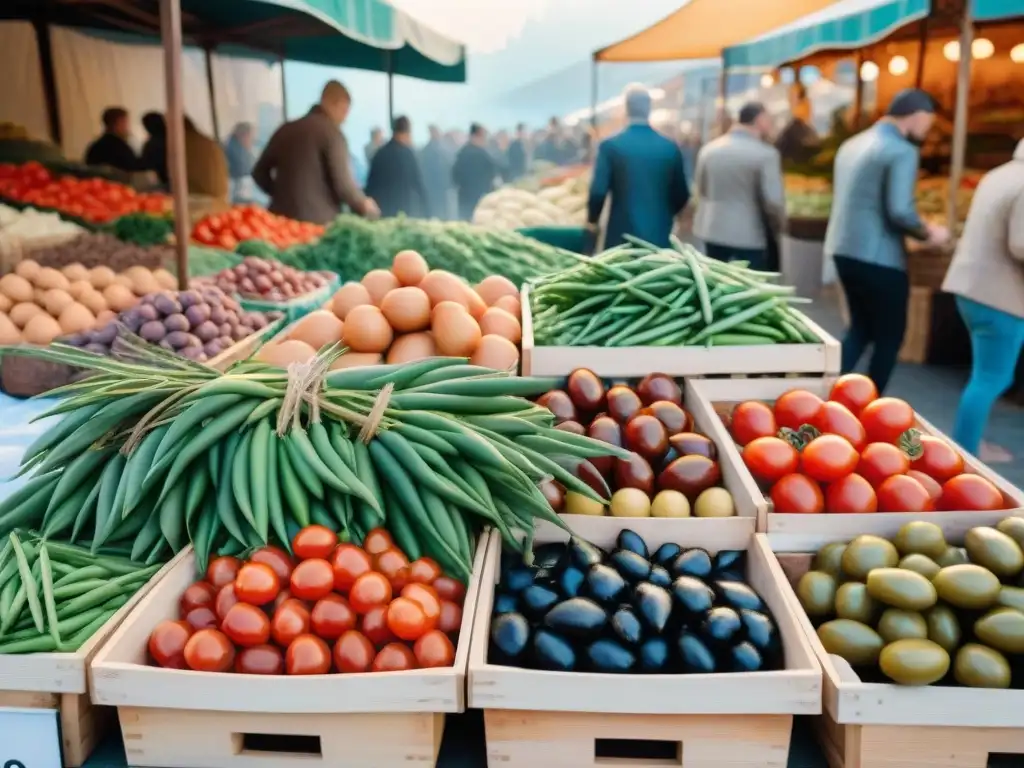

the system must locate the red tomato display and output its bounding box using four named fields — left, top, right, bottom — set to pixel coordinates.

left=742, top=437, right=799, bottom=484
left=271, top=599, right=311, bottom=647
left=401, top=583, right=441, bottom=631
left=285, top=634, right=332, bottom=675
left=206, top=556, right=242, bottom=589
left=310, top=594, right=357, bottom=641
left=349, top=572, right=393, bottom=614
left=907, top=470, right=943, bottom=504
left=813, top=401, right=867, bottom=452
left=290, top=559, right=335, bottom=602
left=333, top=630, right=376, bottom=673
left=148, top=620, right=193, bottom=669
left=221, top=603, right=272, bottom=647
left=877, top=474, right=933, bottom=512
left=825, top=474, right=878, bottom=513
left=361, top=605, right=397, bottom=647
left=800, top=435, right=860, bottom=484
left=234, top=563, right=281, bottom=606
left=939, top=474, right=1005, bottom=511
left=408, top=558, right=442, bottom=585
left=770, top=474, right=825, bottom=514
left=432, top=576, right=466, bottom=604
left=291, top=526, right=338, bottom=561
left=235, top=644, right=285, bottom=675
left=179, top=582, right=217, bottom=615
left=183, top=629, right=235, bottom=672
left=214, top=583, right=239, bottom=620
left=859, top=397, right=915, bottom=444
left=857, top=443, right=911, bottom=488
left=363, top=528, right=394, bottom=556
left=910, top=435, right=965, bottom=483
left=413, top=630, right=456, bottom=669
left=773, top=390, right=824, bottom=431
left=248, top=547, right=295, bottom=583
left=828, top=374, right=878, bottom=415
left=729, top=401, right=777, bottom=446
left=184, top=607, right=218, bottom=631
left=330, top=544, right=373, bottom=593
left=387, top=597, right=431, bottom=641
left=438, top=600, right=463, bottom=634
left=371, top=642, right=418, bottom=672
left=191, top=204, right=323, bottom=250
left=374, top=549, right=411, bottom=591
